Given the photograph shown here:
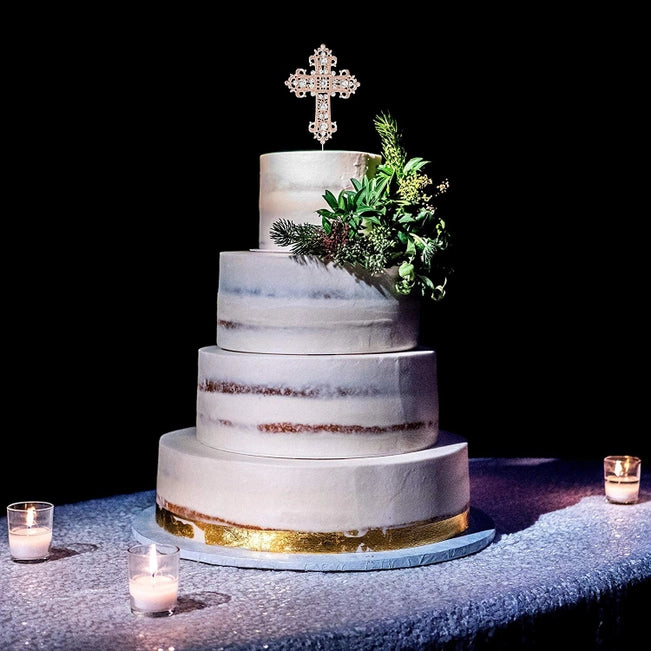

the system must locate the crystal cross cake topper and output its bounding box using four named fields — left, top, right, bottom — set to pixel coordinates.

left=285, top=44, right=360, bottom=147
